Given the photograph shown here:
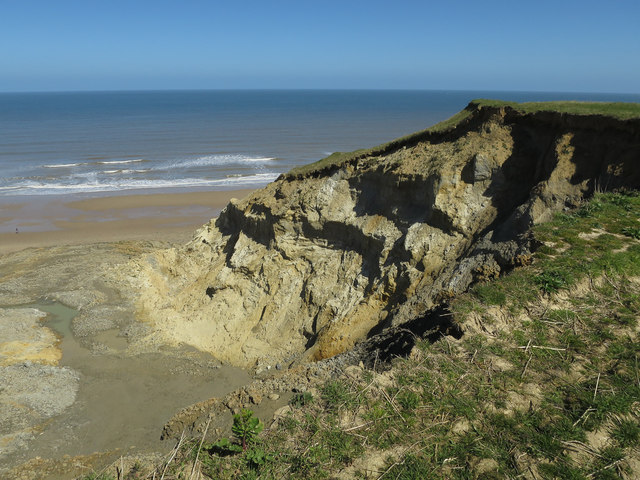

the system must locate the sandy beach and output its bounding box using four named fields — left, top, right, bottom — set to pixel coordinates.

left=0, top=187, right=261, bottom=476
left=0, top=188, right=254, bottom=254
